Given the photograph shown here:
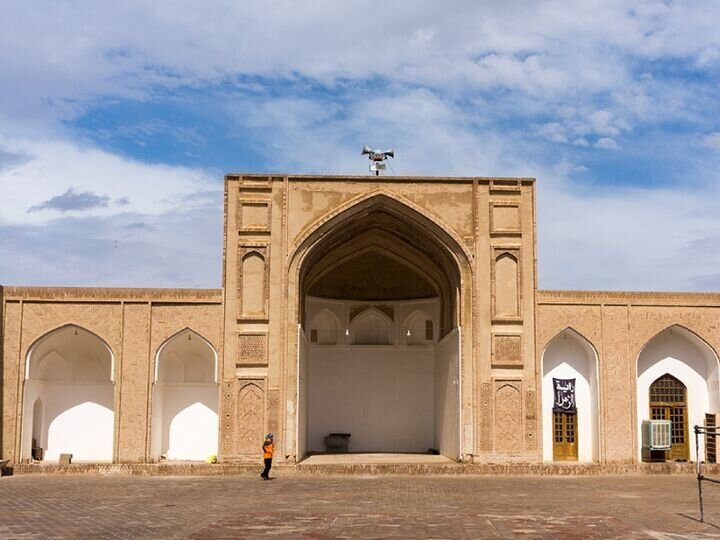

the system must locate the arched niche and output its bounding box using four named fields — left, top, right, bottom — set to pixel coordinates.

left=350, top=307, right=394, bottom=346
left=241, top=250, right=266, bottom=317
left=22, top=324, right=115, bottom=462
left=291, top=194, right=468, bottom=459
left=636, top=325, right=720, bottom=462
left=403, top=309, right=435, bottom=346
left=541, top=328, right=600, bottom=462
left=308, top=309, right=340, bottom=345
left=151, top=328, right=219, bottom=461
left=293, top=193, right=468, bottom=338
left=494, top=252, right=519, bottom=318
